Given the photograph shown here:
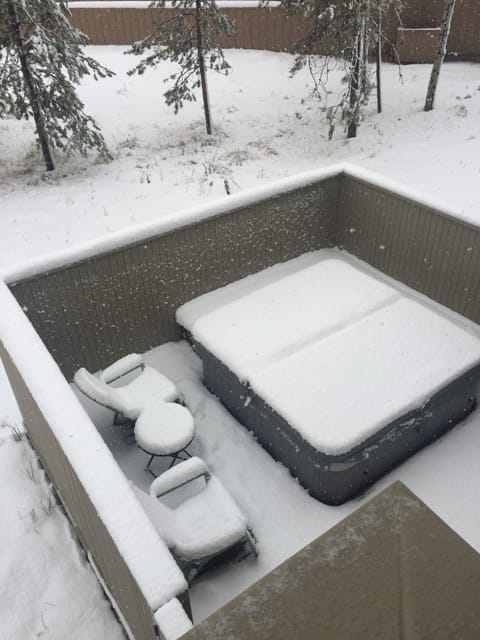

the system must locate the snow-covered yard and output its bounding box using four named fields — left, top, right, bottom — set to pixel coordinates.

left=0, top=424, right=126, bottom=640
left=1, top=47, right=480, bottom=638
left=1, top=48, right=480, bottom=270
